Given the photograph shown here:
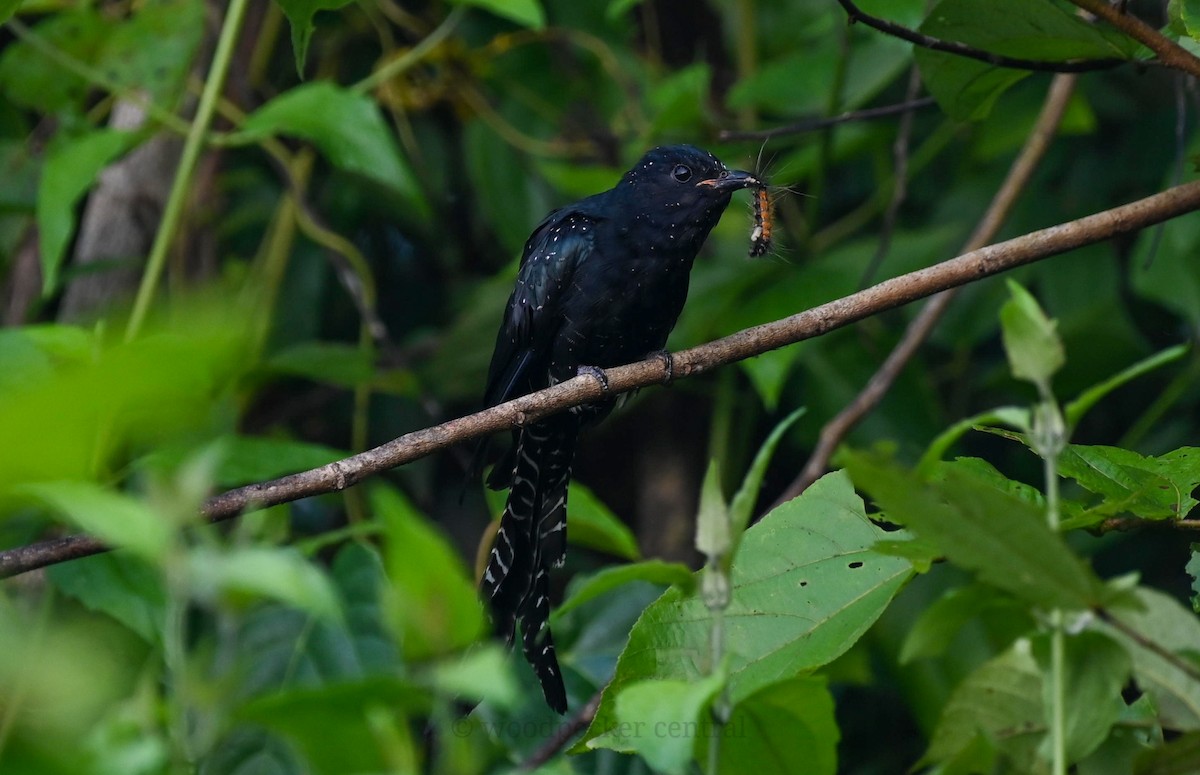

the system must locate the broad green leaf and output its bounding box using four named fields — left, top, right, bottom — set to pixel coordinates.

left=1057, top=445, right=1200, bottom=522
left=37, top=130, right=135, bottom=293
left=0, top=9, right=107, bottom=113
left=0, top=0, right=19, bottom=24
left=188, top=547, right=342, bottom=622
left=847, top=454, right=1103, bottom=610
left=236, top=677, right=425, bottom=775
left=47, top=553, right=166, bottom=646
left=900, top=582, right=1031, bottom=664
left=588, top=671, right=725, bottom=775
left=1133, top=730, right=1200, bottom=774
left=96, top=0, right=204, bottom=100
left=1000, top=280, right=1063, bottom=388
left=923, top=641, right=1043, bottom=770
left=1065, top=344, right=1189, bottom=427
left=274, top=0, right=356, bottom=75
left=0, top=310, right=249, bottom=493
left=1180, top=0, right=1200, bottom=41
left=448, top=0, right=545, bottom=29
left=1100, top=587, right=1200, bottom=731
left=578, top=471, right=913, bottom=750
left=1034, top=631, right=1131, bottom=762
left=430, top=645, right=519, bottom=707
left=915, top=0, right=1133, bottom=120
left=239, top=82, right=427, bottom=214
left=265, top=341, right=374, bottom=387
left=16, top=481, right=172, bottom=560
left=729, top=407, right=805, bottom=537
left=554, top=560, right=694, bottom=620
left=562, top=483, right=641, bottom=561
left=375, top=486, right=484, bottom=659
left=719, top=677, right=839, bottom=775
